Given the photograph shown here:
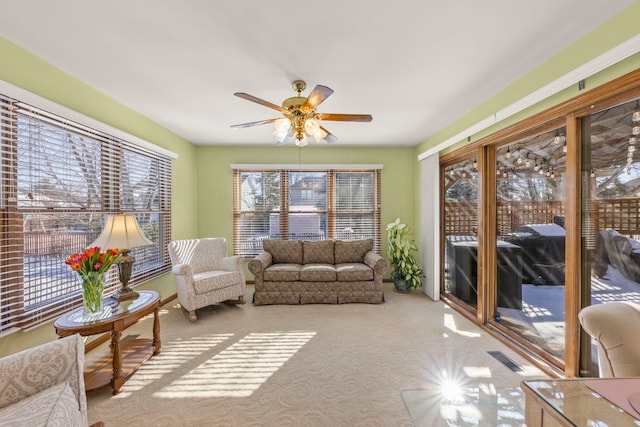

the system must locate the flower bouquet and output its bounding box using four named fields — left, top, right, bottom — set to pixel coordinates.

left=66, top=247, right=120, bottom=315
